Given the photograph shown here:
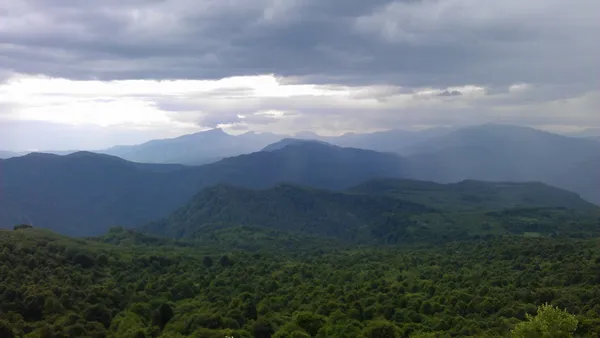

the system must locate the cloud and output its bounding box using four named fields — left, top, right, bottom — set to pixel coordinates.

left=1, top=0, right=598, bottom=89
left=437, top=90, right=463, bottom=97
left=0, top=1, right=598, bottom=149
left=1, top=73, right=598, bottom=141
